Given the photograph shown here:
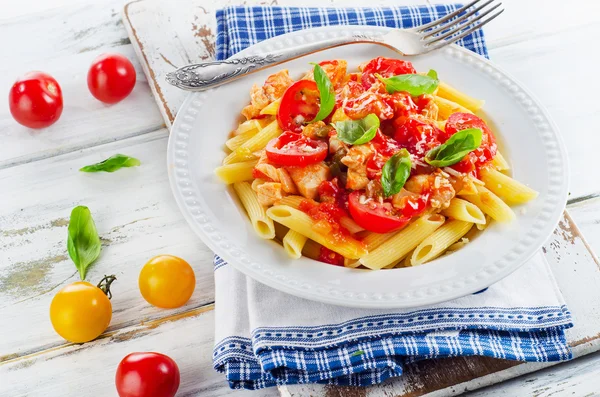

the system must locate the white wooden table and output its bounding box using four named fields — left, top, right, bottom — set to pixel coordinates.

left=2, top=0, right=600, bottom=395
